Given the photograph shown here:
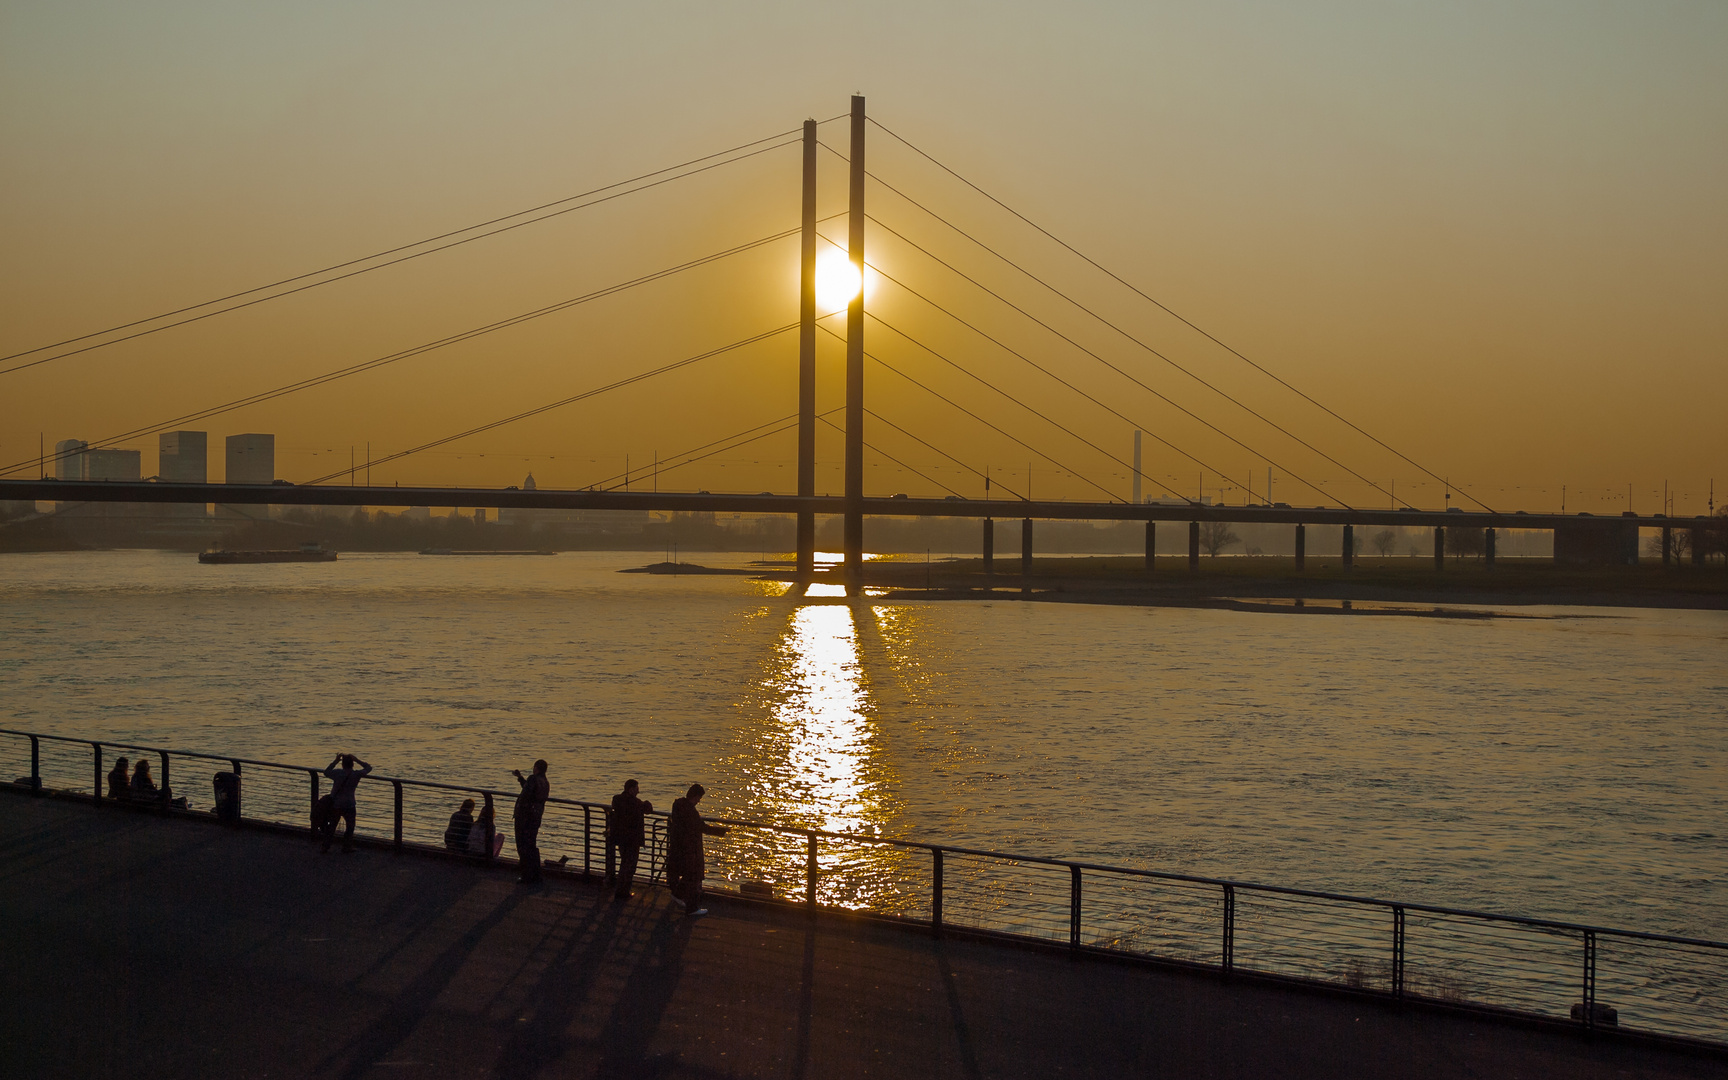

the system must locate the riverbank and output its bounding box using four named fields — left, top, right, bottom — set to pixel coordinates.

left=780, top=555, right=1728, bottom=611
